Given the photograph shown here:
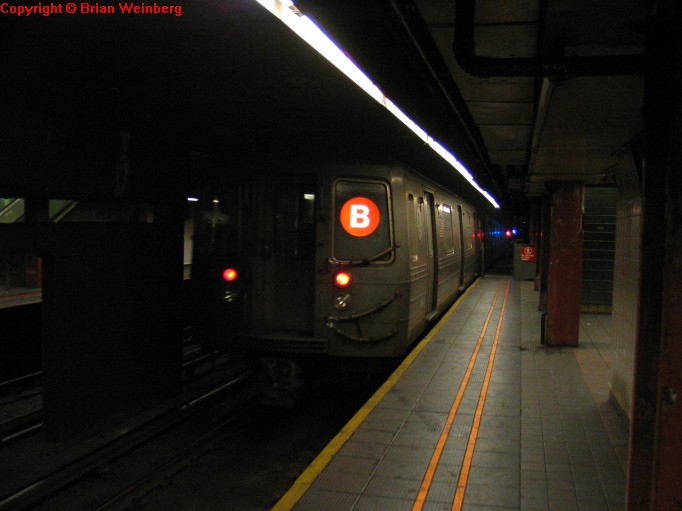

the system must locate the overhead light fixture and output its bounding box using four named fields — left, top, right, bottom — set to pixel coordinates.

left=253, top=0, right=500, bottom=209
